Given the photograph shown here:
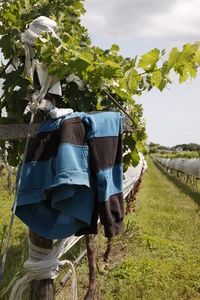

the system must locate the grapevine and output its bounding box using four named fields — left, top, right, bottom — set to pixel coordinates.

left=0, top=0, right=200, bottom=169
